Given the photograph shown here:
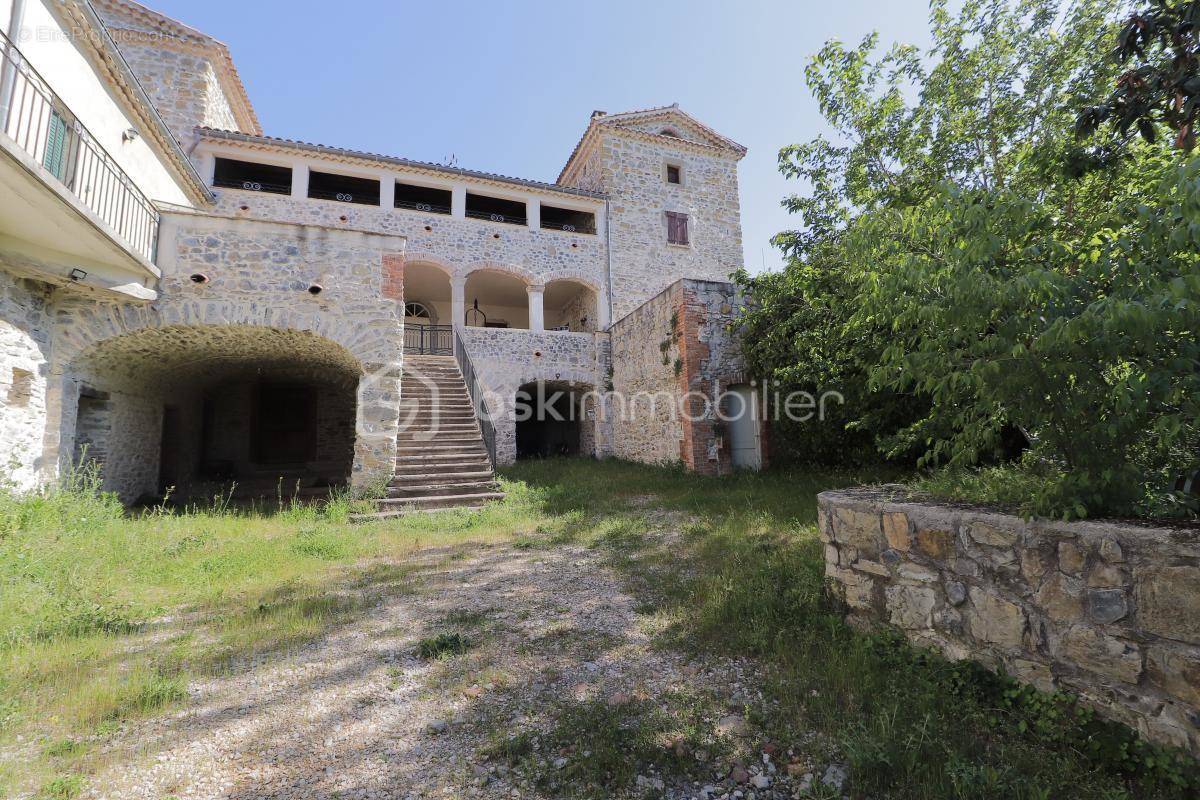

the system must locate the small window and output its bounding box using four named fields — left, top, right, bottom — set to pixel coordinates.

left=465, top=193, right=527, bottom=225
left=540, top=205, right=596, bottom=234
left=666, top=211, right=689, bottom=246
left=404, top=302, right=432, bottom=319
left=660, top=128, right=682, bottom=138
left=213, top=157, right=292, bottom=195
left=666, top=164, right=682, bottom=185
left=395, top=182, right=452, bottom=214
left=308, top=170, right=380, bottom=205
